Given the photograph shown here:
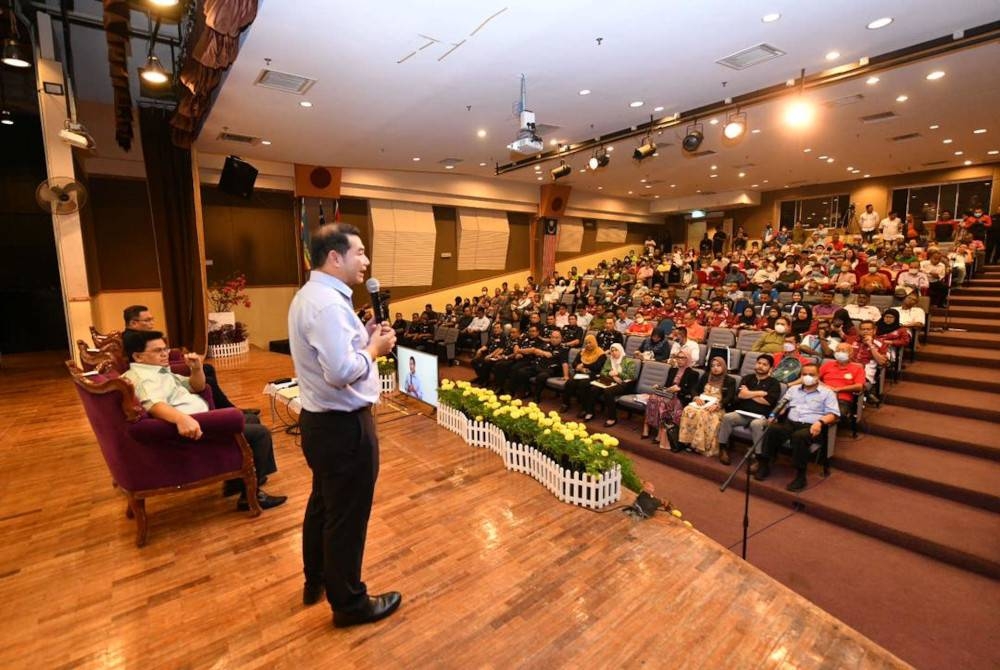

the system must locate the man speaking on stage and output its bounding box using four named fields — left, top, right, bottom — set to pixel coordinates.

left=288, top=223, right=401, bottom=628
